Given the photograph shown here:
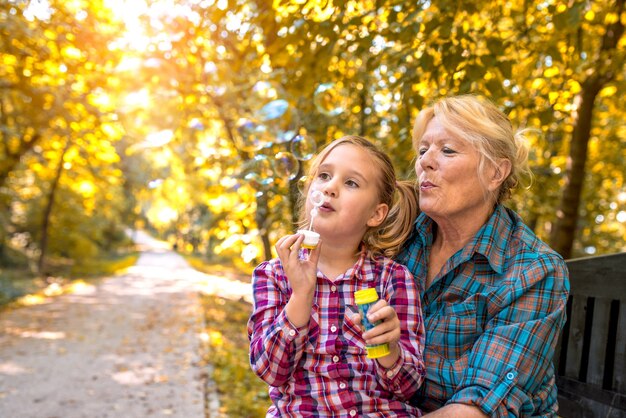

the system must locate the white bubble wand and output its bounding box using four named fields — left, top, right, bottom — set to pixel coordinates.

left=308, top=189, right=325, bottom=231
